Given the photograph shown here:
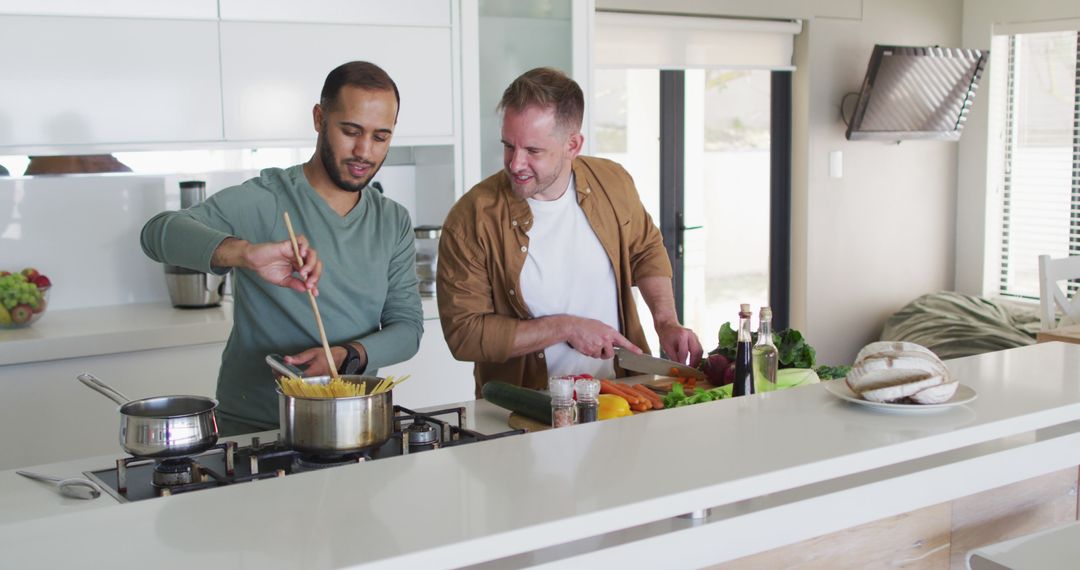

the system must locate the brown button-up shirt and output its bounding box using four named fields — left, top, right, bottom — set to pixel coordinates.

left=437, top=156, right=673, bottom=394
